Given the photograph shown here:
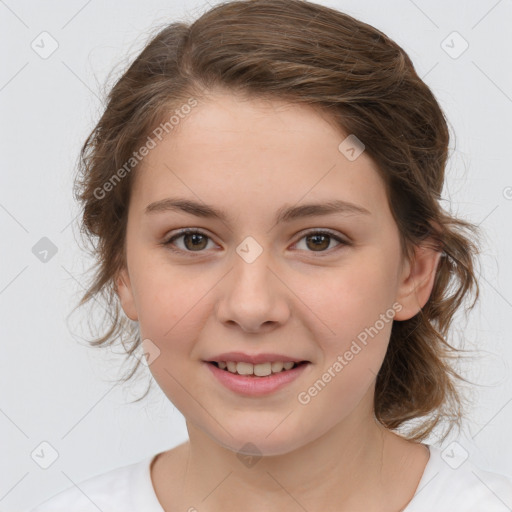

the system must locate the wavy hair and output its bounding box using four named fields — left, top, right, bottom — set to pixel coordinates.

left=72, top=0, right=481, bottom=442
